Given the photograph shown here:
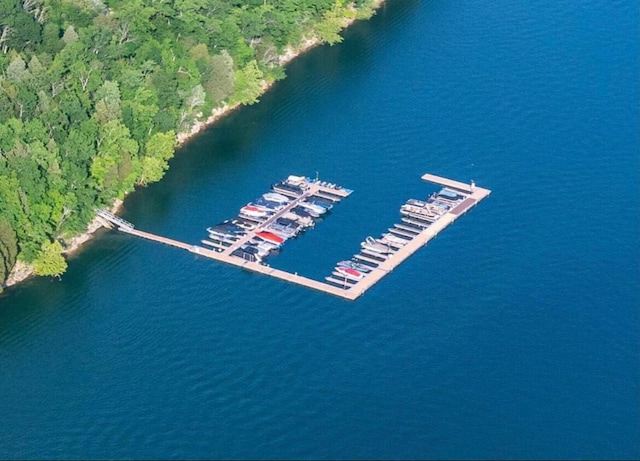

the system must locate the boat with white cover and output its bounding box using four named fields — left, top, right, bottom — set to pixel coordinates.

left=361, top=236, right=393, bottom=254
left=380, top=233, right=410, bottom=245
left=262, top=192, right=291, bottom=204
